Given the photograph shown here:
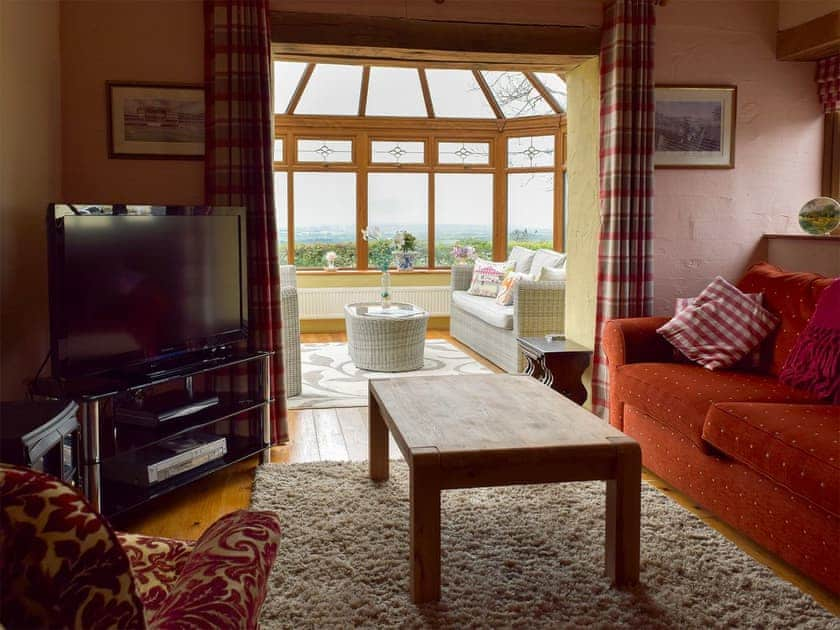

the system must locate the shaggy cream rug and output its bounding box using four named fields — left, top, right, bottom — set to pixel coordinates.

left=252, top=462, right=837, bottom=629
